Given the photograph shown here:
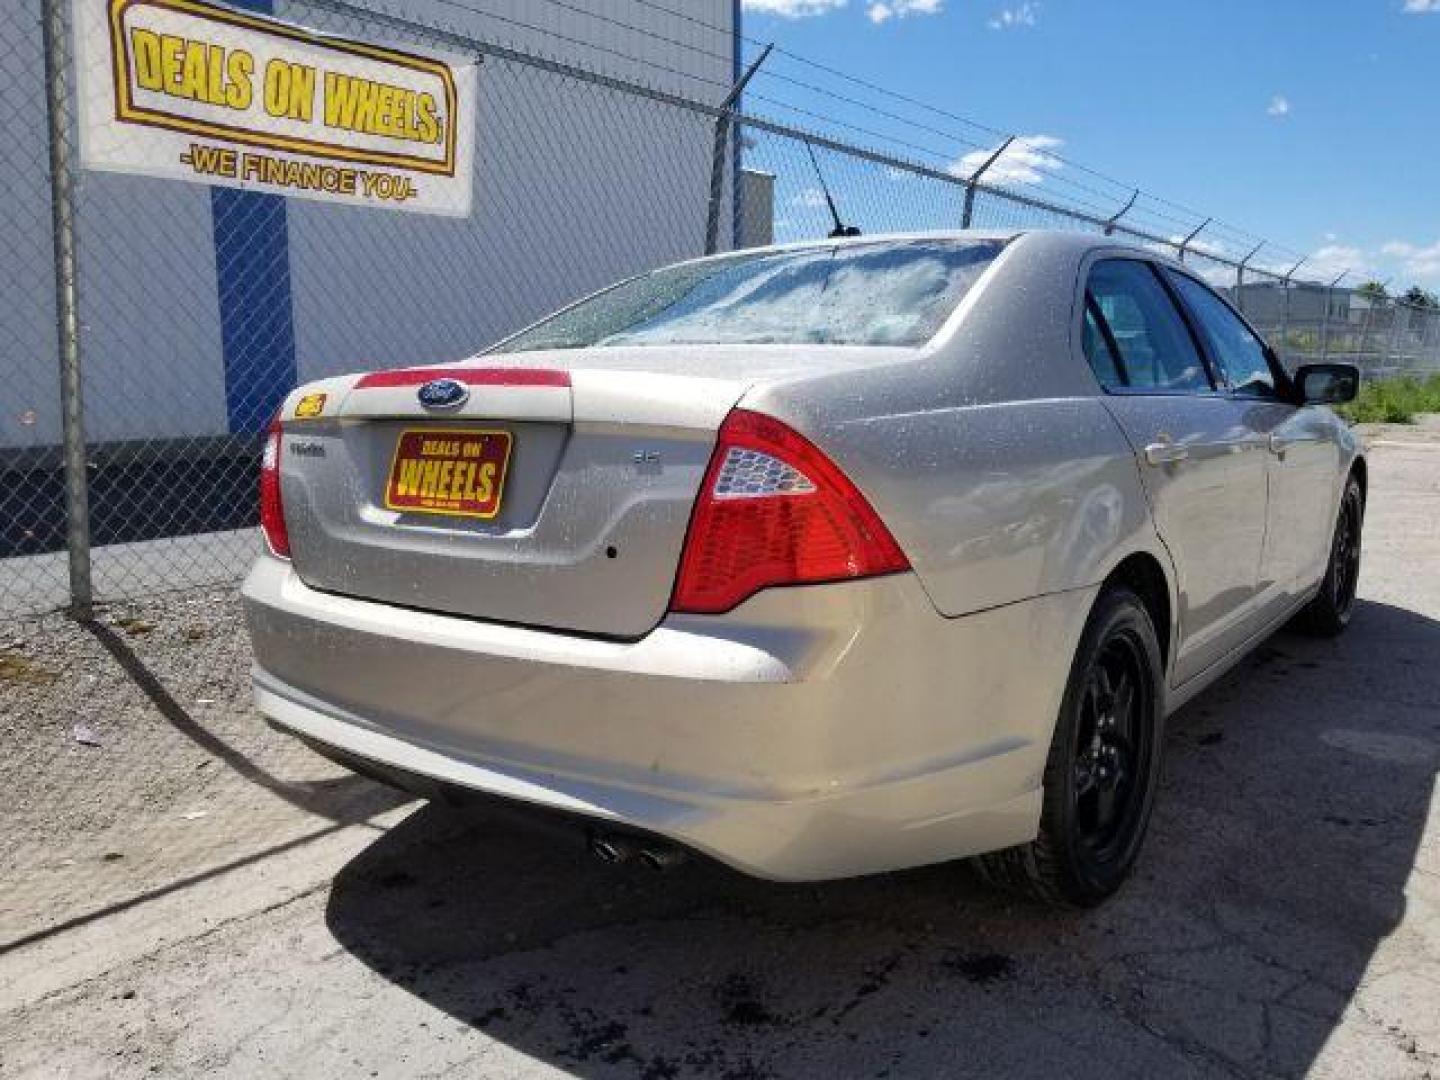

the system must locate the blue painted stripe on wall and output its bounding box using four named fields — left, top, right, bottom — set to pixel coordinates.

left=213, top=0, right=296, bottom=434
